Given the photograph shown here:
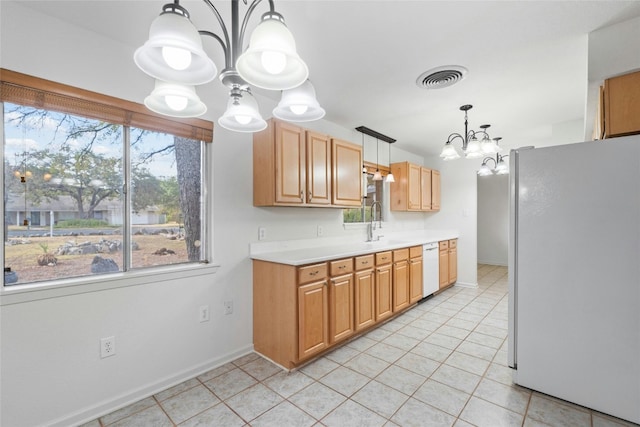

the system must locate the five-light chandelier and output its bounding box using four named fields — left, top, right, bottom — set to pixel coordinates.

left=134, top=0, right=325, bottom=132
